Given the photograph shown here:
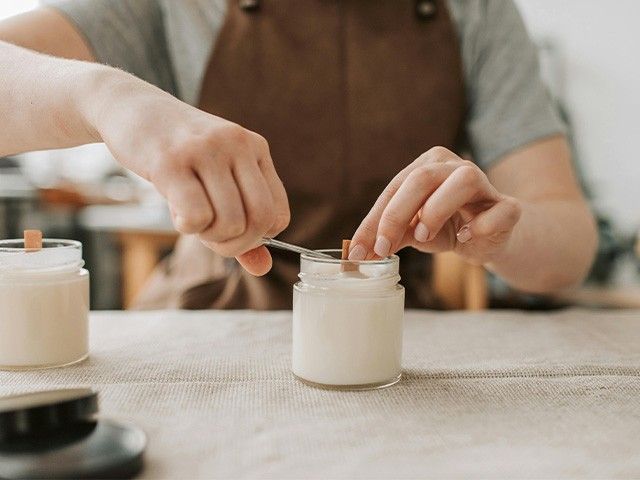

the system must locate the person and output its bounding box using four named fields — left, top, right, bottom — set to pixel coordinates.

left=0, top=0, right=597, bottom=309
